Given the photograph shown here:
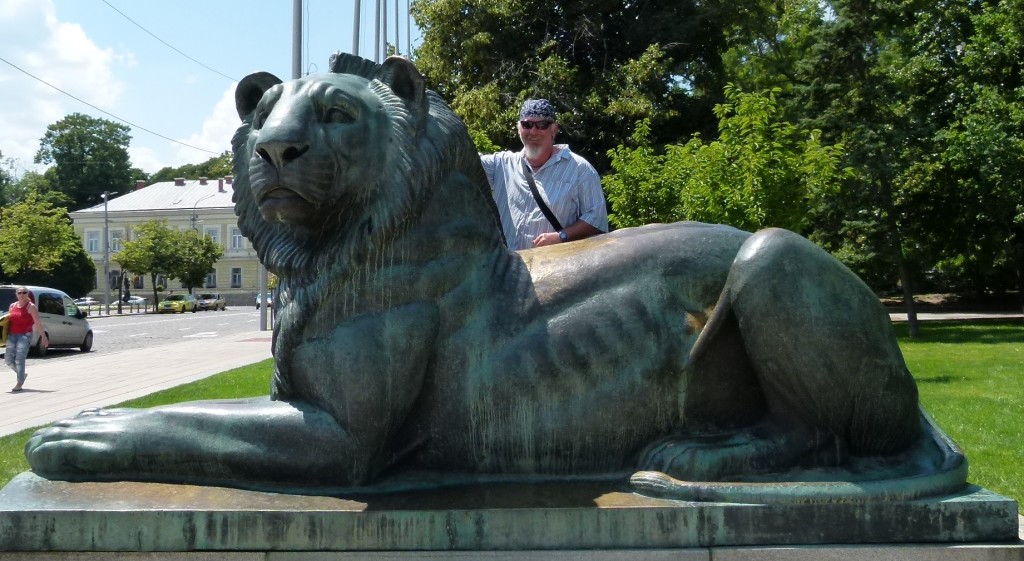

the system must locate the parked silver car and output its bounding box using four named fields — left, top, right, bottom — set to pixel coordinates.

left=0, top=285, right=93, bottom=356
